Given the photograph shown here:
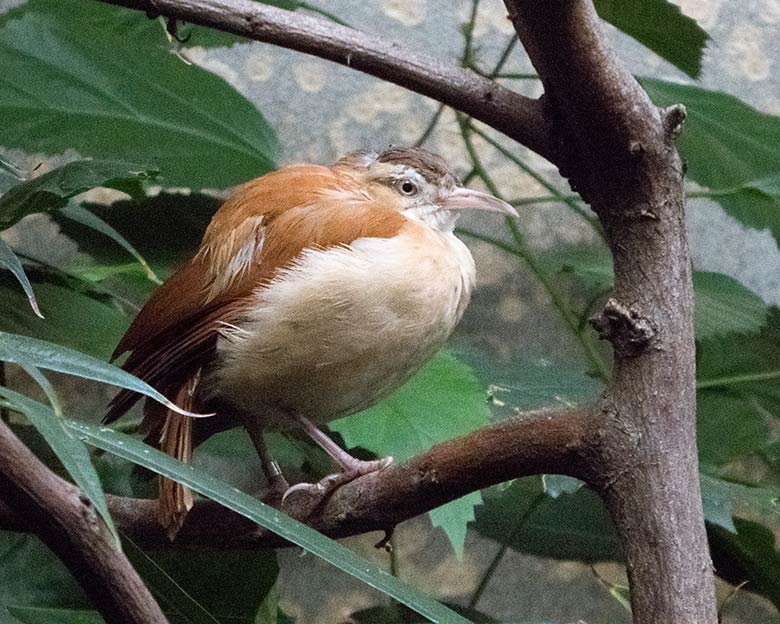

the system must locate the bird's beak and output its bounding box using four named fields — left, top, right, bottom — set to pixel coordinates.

left=438, top=187, right=518, bottom=217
